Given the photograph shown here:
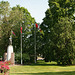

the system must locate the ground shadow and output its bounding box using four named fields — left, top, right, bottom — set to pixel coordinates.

left=29, top=63, right=58, bottom=66
left=10, top=71, right=75, bottom=75
left=16, top=63, right=71, bottom=67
